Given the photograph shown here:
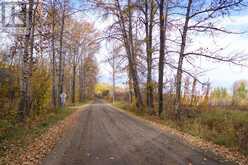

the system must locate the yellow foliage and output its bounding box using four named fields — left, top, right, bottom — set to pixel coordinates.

left=95, top=83, right=111, bottom=96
